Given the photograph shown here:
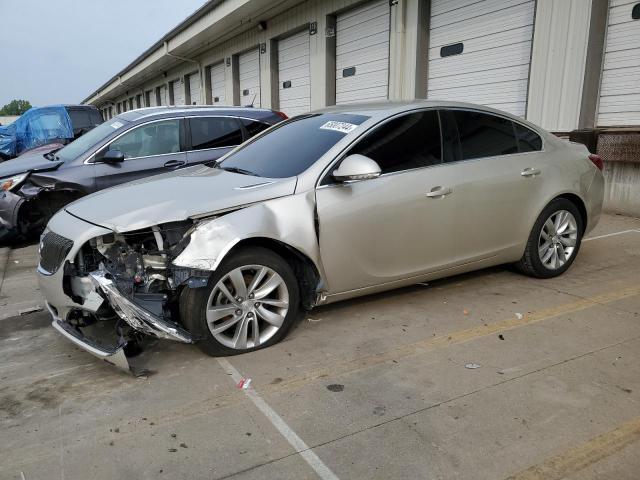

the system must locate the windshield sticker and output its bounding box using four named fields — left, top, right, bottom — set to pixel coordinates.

left=110, top=121, right=124, bottom=129
left=319, top=121, right=358, bottom=134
